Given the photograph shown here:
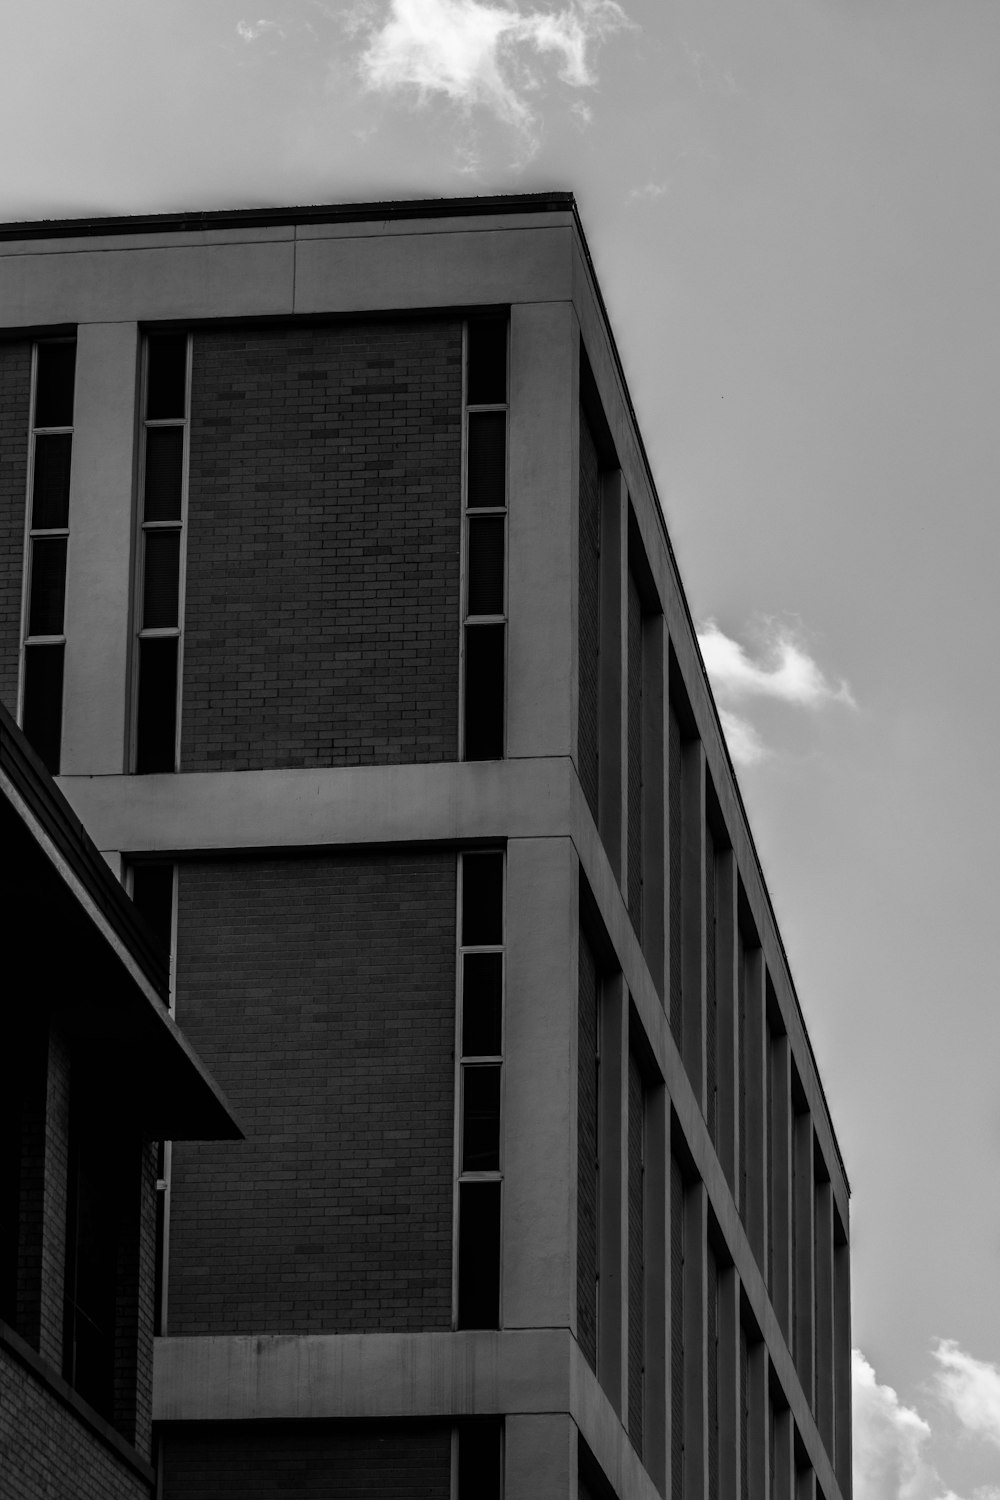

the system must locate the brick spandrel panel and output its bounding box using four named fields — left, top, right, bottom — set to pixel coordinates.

left=0, top=342, right=30, bottom=715
left=181, top=321, right=463, bottom=772
left=169, top=853, right=457, bottom=1334
left=0, top=1349, right=151, bottom=1500
left=162, top=1420, right=452, bottom=1500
